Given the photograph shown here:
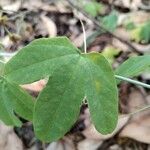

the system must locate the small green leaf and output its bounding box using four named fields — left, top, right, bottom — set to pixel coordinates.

left=140, top=21, right=150, bottom=43
left=0, top=77, right=34, bottom=126
left=34, top=62, right=85, bottom=142
left=102, top=46, right=120, bottom=64
left=4, top=37, right=80, bottom=84
left=125, top=21, right=136, bottom=31
left=130, top=21, right=150, bottom=43
left=101, top=11, right=118, bottom=32
left=115, top=55, right=150, bottom=78
left=83, top=1, right=103, bottom=17
left=83, top=53, right=118, bottom=134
